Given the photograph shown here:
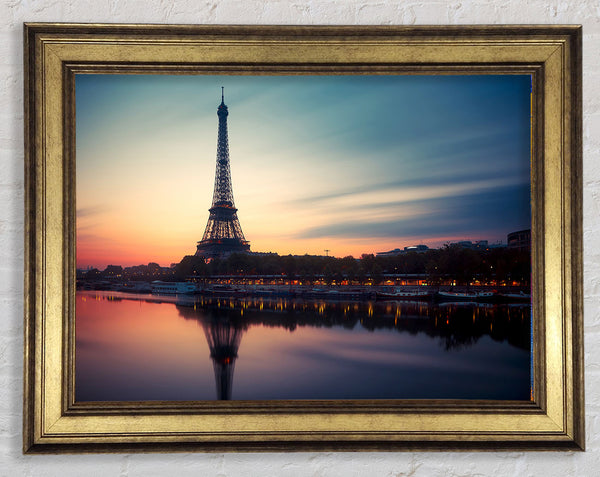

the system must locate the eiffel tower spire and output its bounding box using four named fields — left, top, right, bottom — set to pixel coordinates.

left=196, top=88, right=250, bottom=259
